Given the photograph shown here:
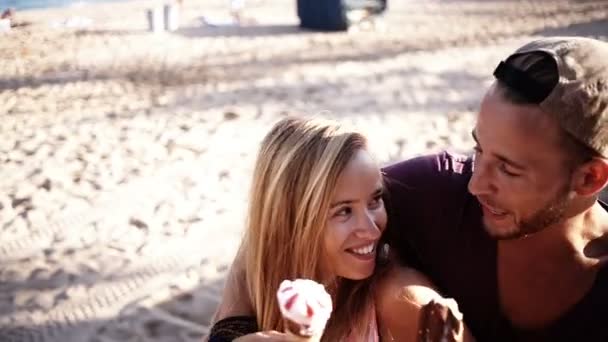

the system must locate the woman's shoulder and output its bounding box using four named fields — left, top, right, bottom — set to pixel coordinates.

left=375, top=265, right=464, bottom=341
left=374, top=265, right=447, bottom=341
left=374, top=265, right=474, bottom=342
